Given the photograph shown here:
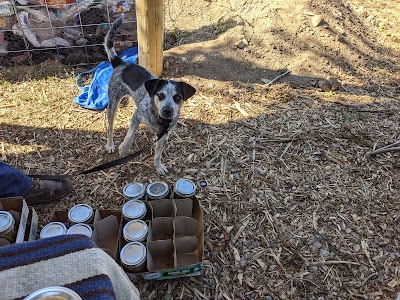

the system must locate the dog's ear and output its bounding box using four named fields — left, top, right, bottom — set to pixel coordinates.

left=181, top=82, right=196, bottom=101
left=145, top=79, right=161, bottom=97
